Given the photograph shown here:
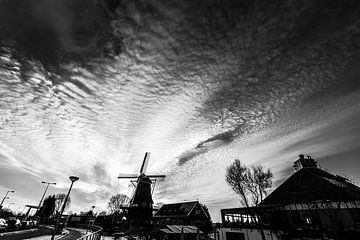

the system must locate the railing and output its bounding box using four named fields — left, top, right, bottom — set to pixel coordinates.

left=76, top=225, right=102, bottom=240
